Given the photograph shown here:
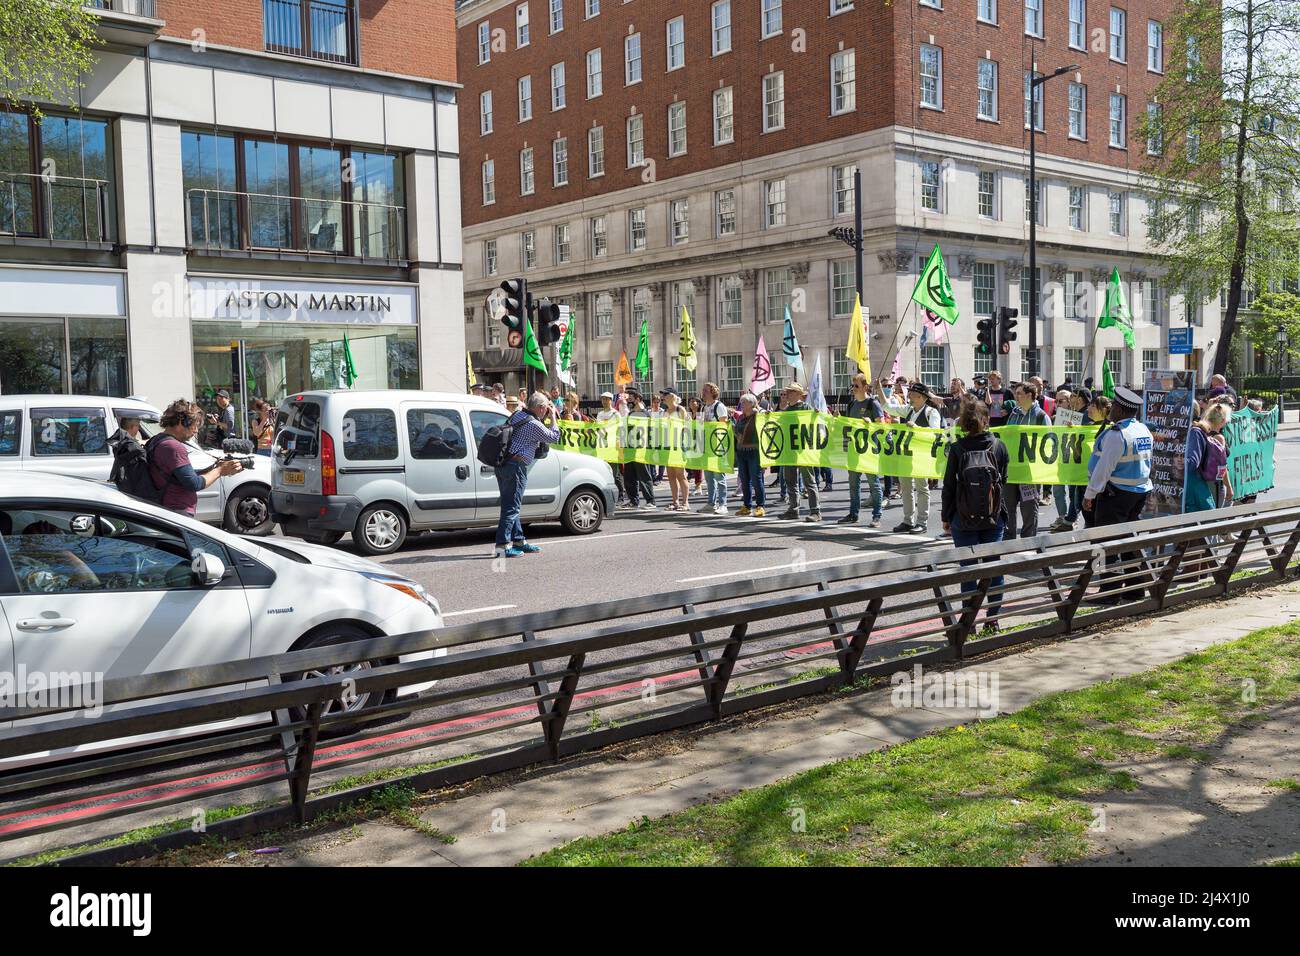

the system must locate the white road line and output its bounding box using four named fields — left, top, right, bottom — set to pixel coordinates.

left=547, top=528, right=674, bottom=544
left=442, top=604, right=517, bottom=618
left=675, top=538, right=927, bottom=583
